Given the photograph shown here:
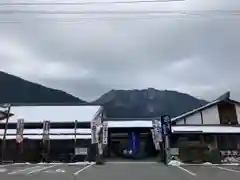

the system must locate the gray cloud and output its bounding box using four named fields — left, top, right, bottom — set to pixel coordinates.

left=0, top=0, right=240, bottom=101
